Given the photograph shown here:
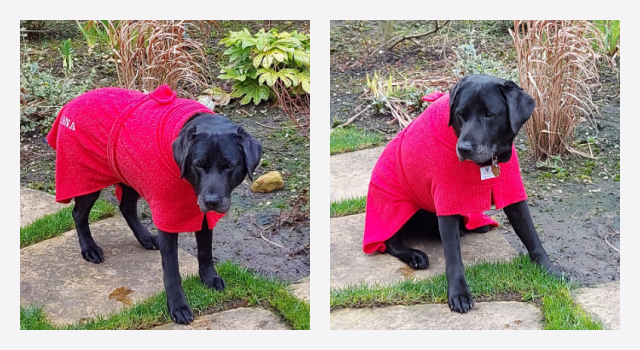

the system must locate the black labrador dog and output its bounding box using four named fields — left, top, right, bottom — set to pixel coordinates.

left=384, top=74, right=562, bottom=313
left=70, top=113, right=261, bottom=324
